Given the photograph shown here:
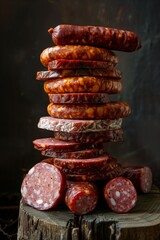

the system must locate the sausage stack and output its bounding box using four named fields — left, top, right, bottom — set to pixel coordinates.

left=21, top=25, right=152, bottom=215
